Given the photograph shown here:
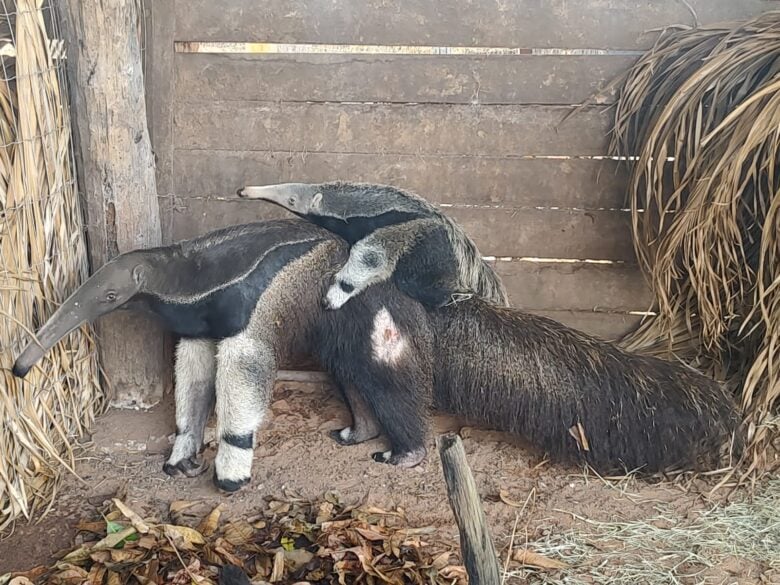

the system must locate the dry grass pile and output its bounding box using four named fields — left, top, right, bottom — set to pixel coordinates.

left=609, top=10, right=780, bottom=476
left=508, top=478, right=780, bottom=584
left=0, top=0, right=101, bottom=531
left=0, top=494, right=471, bottom=585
